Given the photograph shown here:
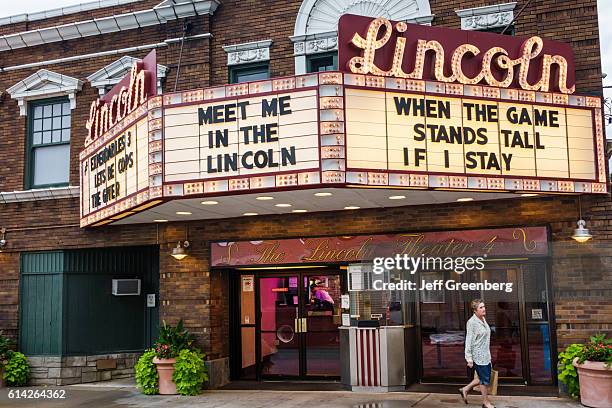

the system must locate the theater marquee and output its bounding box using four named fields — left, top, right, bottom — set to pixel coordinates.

left=345, top=88, right=598, bottom=180
left=79, top=18, right=607, bottom=228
